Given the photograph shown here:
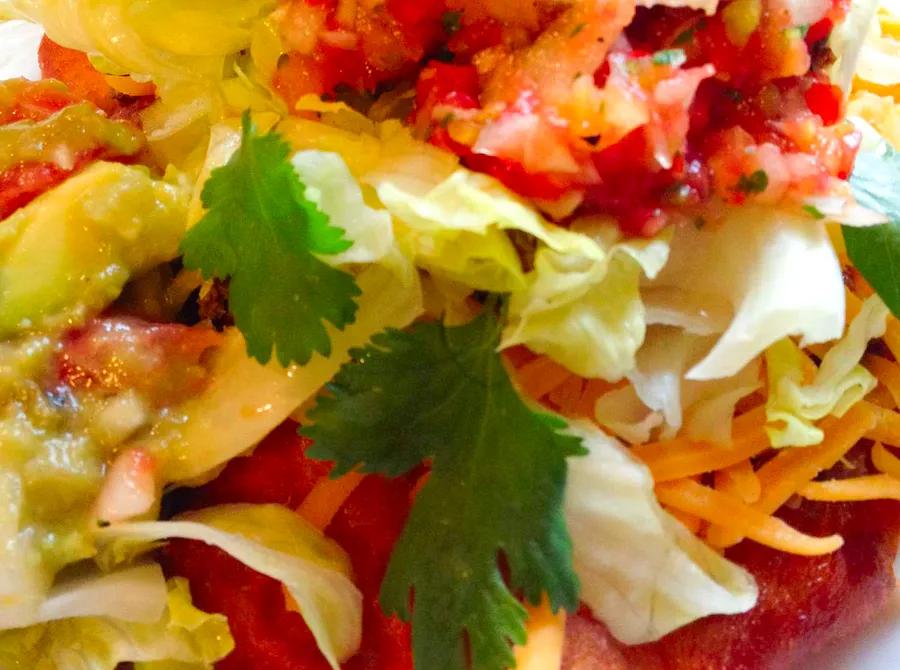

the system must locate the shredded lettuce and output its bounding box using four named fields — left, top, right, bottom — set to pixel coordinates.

left=0, top=577, right=232, bottom=670
left=564, top=421, right=757, bottom=644
left=279, top=113, right=674, bottom=381
left=291, top=150, right=394, bottom=266
left=503, top=218, right=670, bottom=380
left=97, top=504, right=361, bottom=669
left=766, top=295, right=888, bottom=447
left=645, top=207, right=845, bottom=380
left=0, top=19, right=42, bottom=80
left=596, top=326, right=761, bottom=444
left=830, top=0, right=881, bottom=93
left=149, top=250, right=421, bottom=484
